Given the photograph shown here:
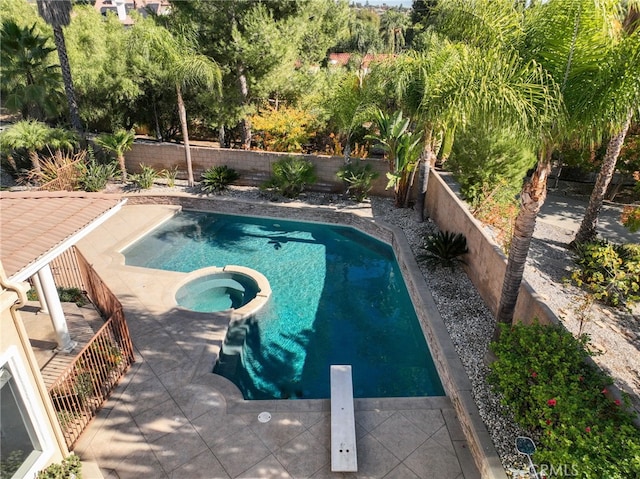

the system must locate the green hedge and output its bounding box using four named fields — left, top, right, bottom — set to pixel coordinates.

left=489, top=322, right=640, bottom=478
